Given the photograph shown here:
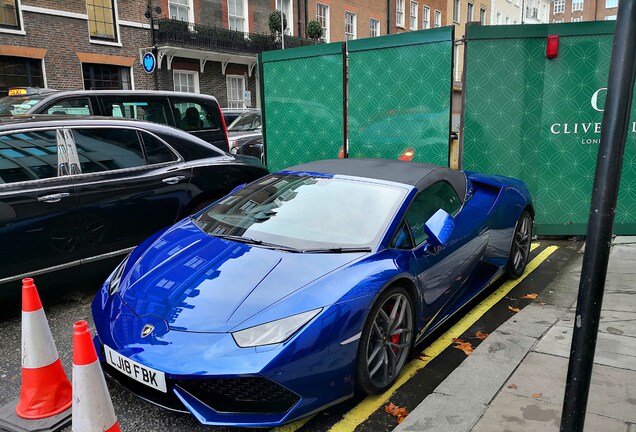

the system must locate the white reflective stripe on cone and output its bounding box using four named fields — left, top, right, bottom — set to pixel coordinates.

left=72, top=362, right=117, bottom=432
left=22, top=309, right=59, bottom=369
